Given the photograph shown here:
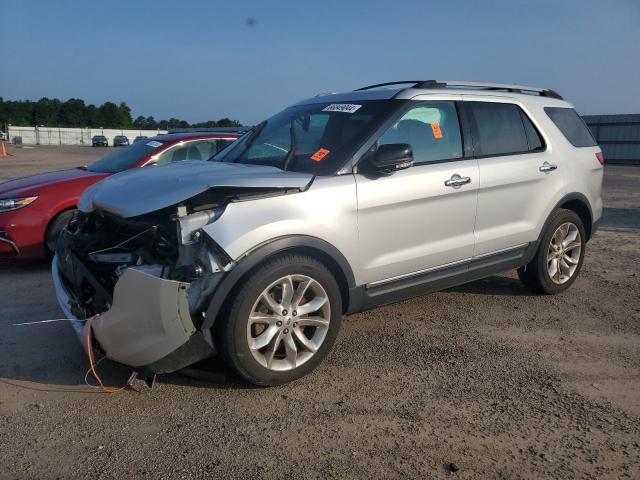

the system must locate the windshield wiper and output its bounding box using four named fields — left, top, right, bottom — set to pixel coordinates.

left=282, top=119, right=297, bottom=171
